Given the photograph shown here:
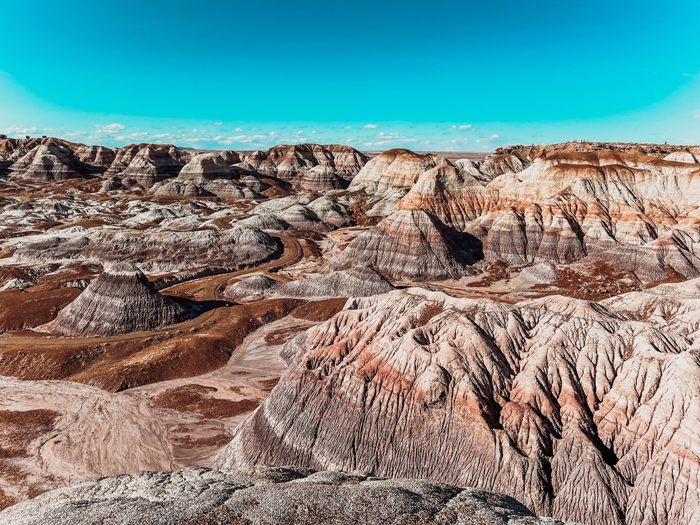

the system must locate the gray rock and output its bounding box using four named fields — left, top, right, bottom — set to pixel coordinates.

left=0, top=466, right=578, bottom=525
